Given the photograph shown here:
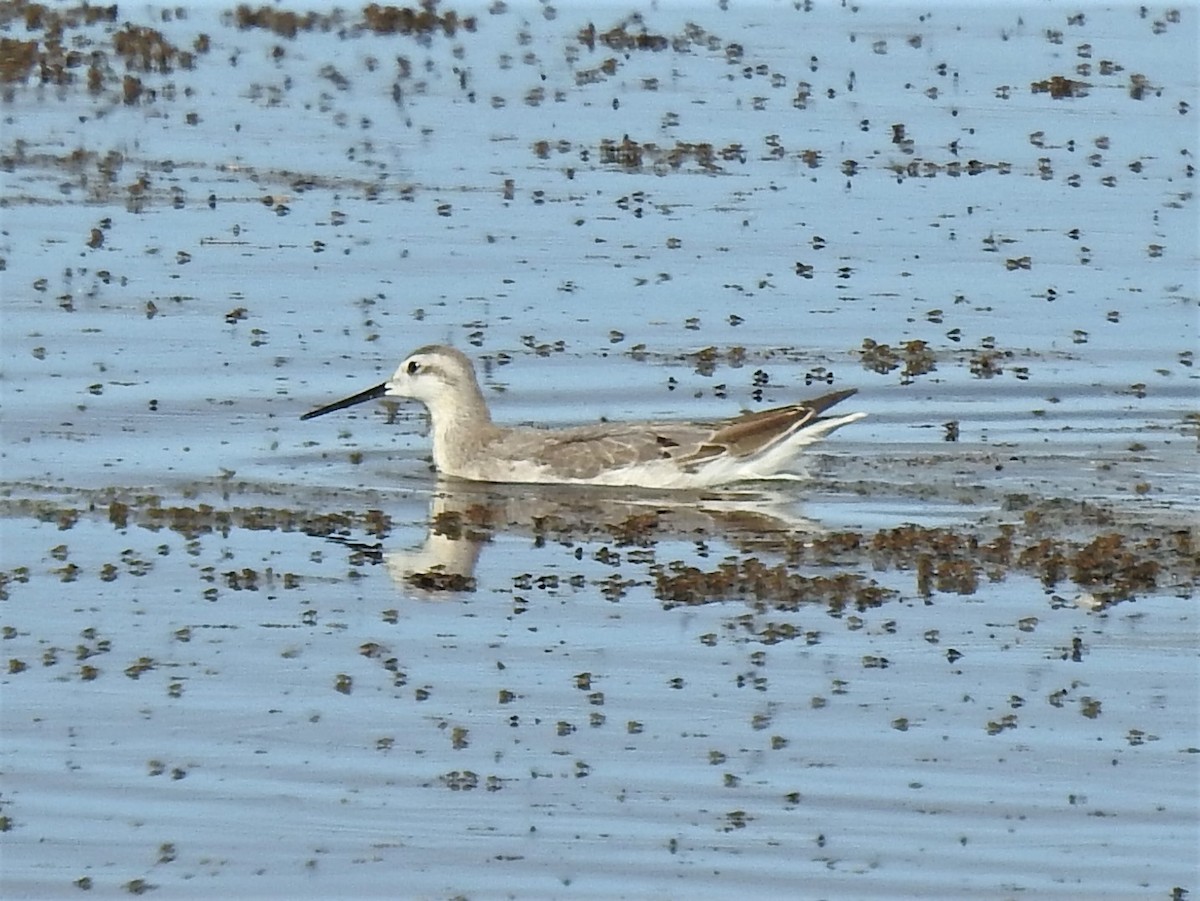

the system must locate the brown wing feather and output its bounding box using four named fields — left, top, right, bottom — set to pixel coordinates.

left=707, top=405, right=813, bottom=457
left=687, top=388, right=859, bottom=461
